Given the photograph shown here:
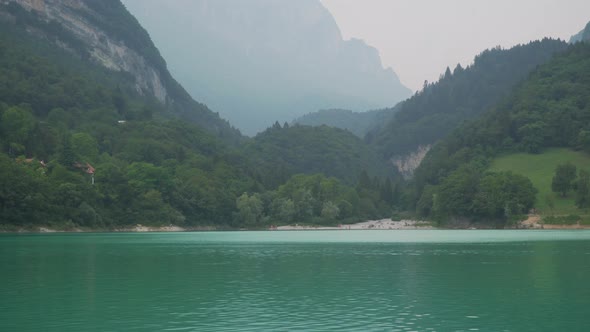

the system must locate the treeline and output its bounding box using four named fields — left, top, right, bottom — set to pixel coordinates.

left=367, top=38, right=568, bottom=159
left=236, top=173, right=399, bottom=227
left=409, top=42, right=590, bottom=225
